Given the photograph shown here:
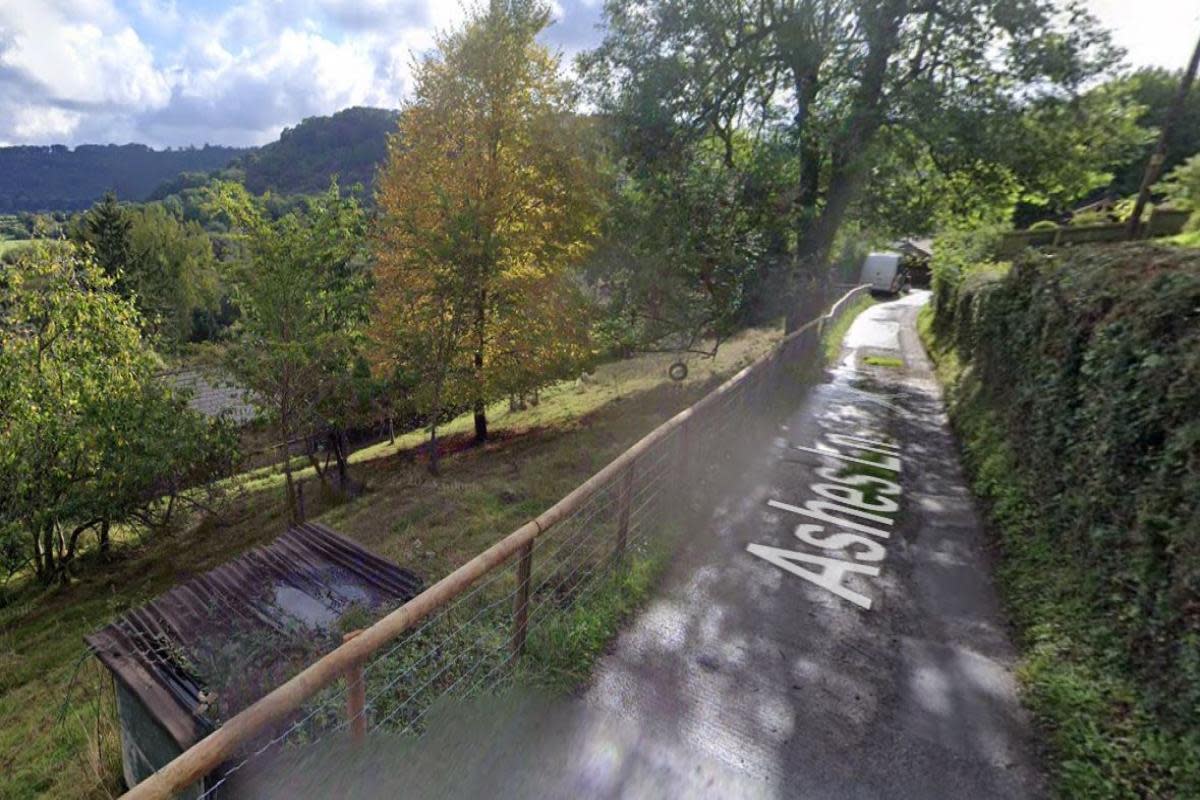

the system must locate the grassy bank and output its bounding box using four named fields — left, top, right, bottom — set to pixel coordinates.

left=918, top=241, right=1200, bottom=797
left=0, top=320, right=783, bottom=799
